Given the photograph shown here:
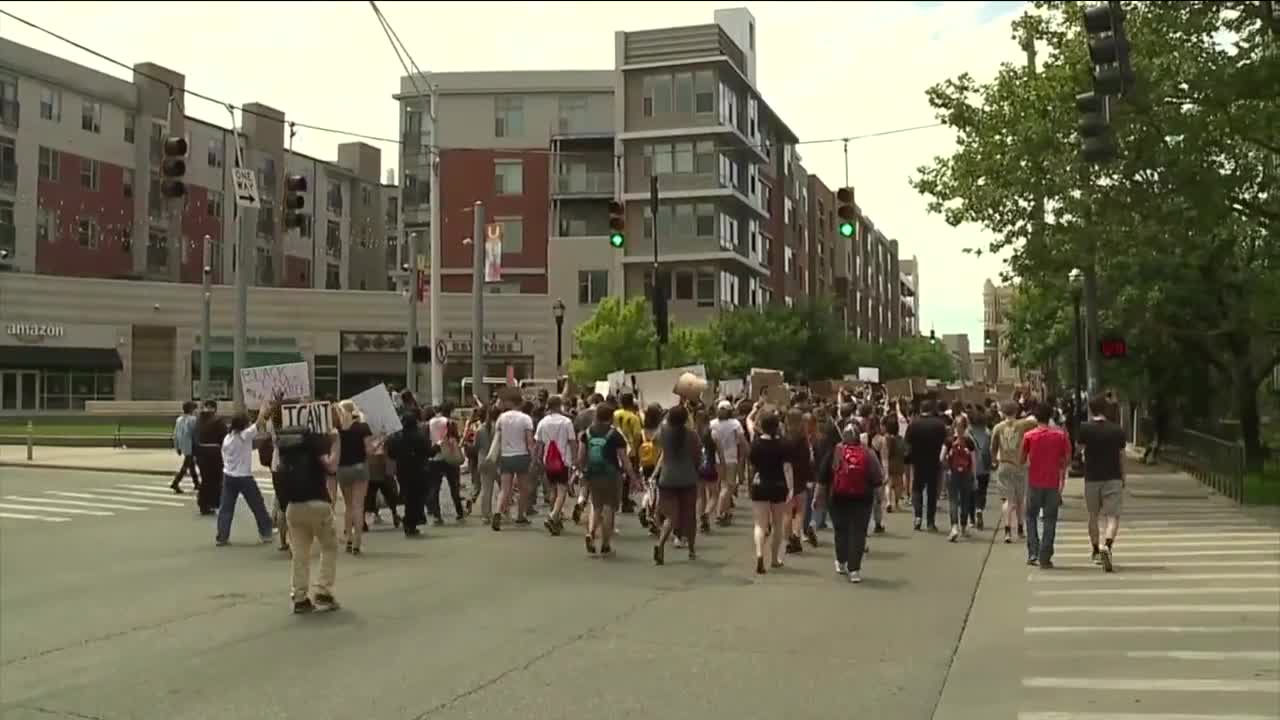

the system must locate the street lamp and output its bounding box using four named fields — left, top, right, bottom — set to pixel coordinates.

left=552, top=298, right=566, bottom=376
left=1069, top=267, right=1086, bottom=476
